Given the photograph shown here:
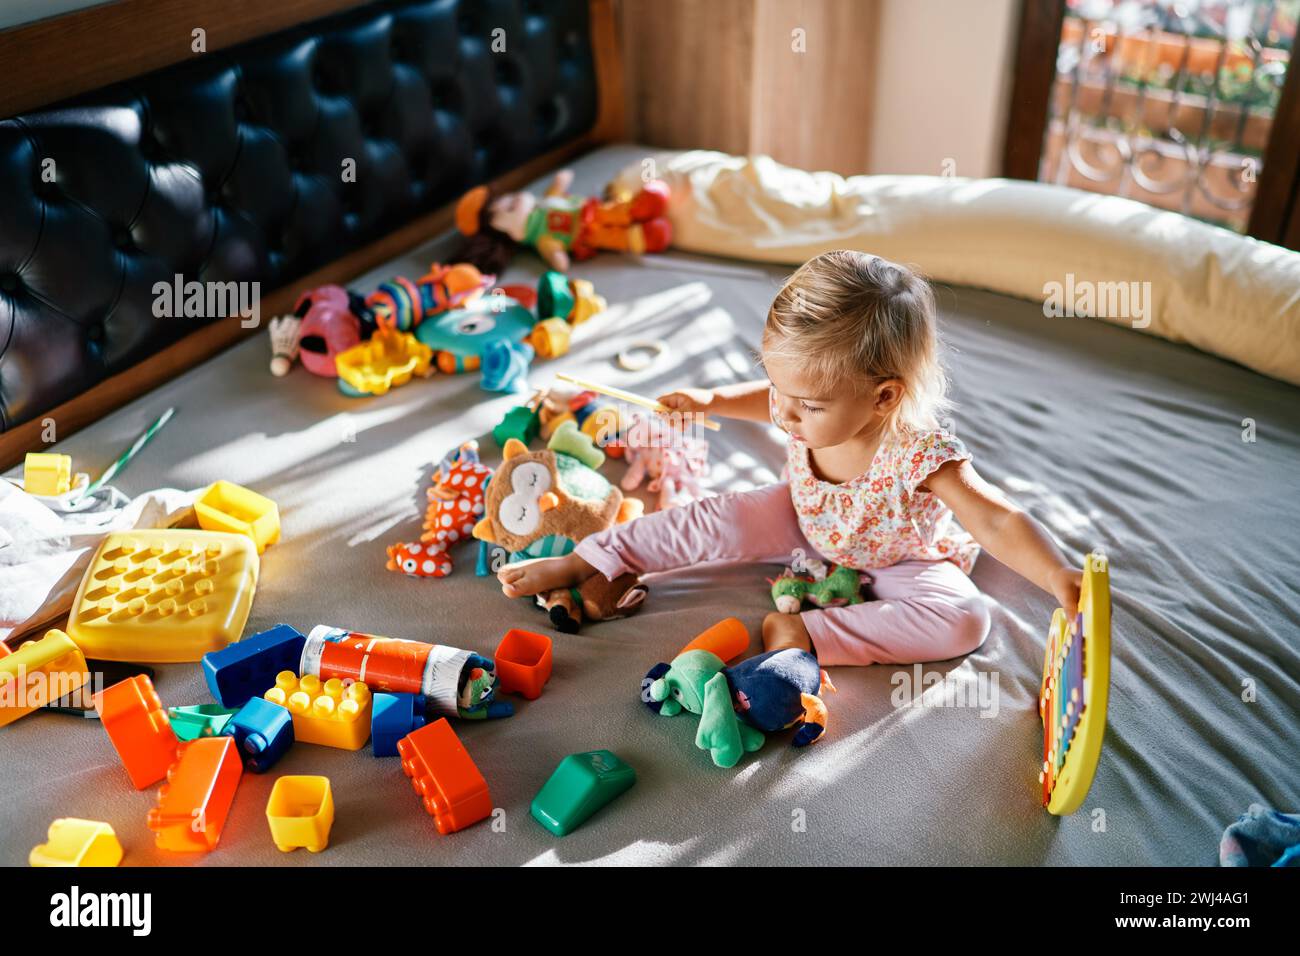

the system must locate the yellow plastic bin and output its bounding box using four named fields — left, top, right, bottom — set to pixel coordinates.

left=195, top=480, right=281, bottom=553
left=29, top=818, right=123, bottom=867
left=266, top=775, right=335, bottom=853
